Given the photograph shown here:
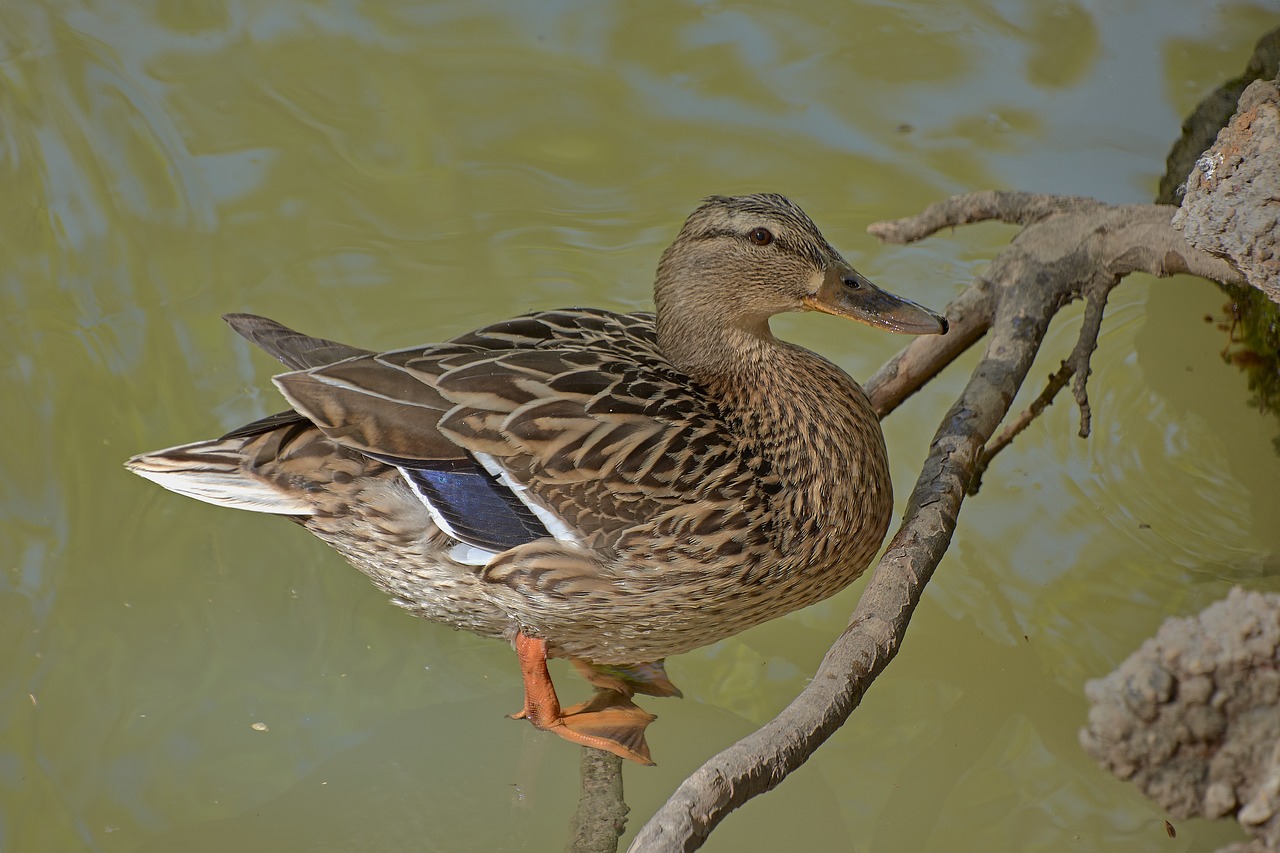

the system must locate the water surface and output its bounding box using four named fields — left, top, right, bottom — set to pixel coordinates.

left=3, top=1, right=1279, bottom=850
